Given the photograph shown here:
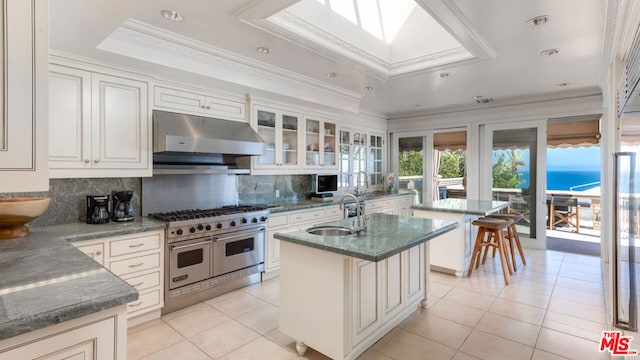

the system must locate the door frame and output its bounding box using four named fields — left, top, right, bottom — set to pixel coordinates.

left=480, top=120, right=547, bottom=249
